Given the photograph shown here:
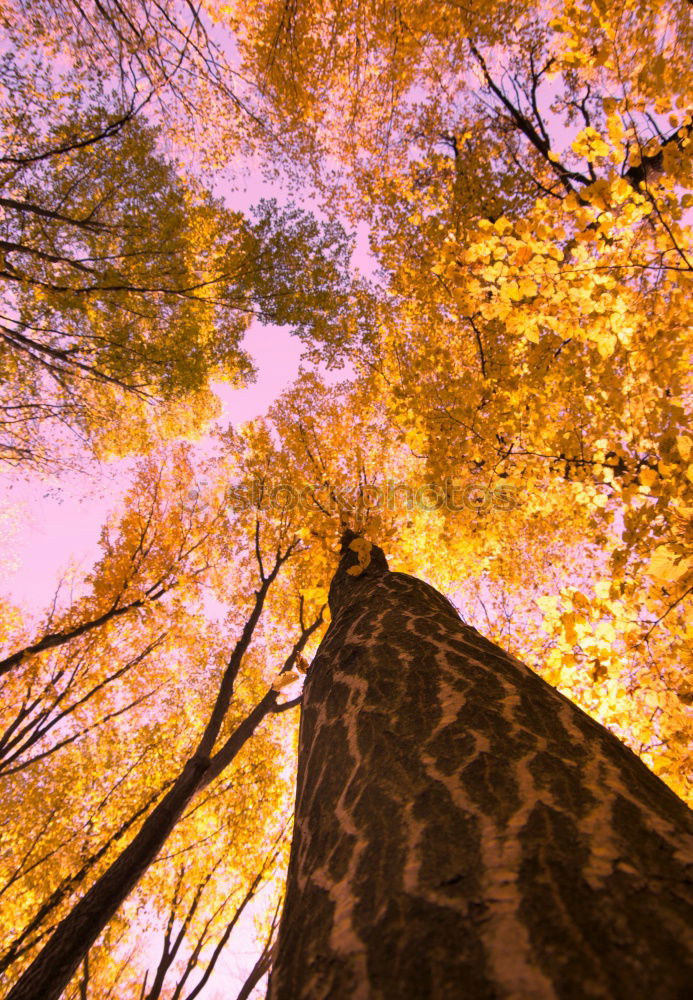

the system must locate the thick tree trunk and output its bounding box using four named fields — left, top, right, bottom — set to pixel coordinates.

left=268, top=536, right=693, bottom=1000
